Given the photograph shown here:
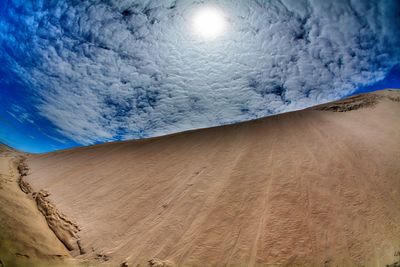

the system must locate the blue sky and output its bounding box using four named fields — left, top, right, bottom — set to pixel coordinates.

left=0, top=0, right=399, bottom=153
left=1, top=66, right=398, bottom=153
left=351, top=66, right=400, bottom=95
left=0, top=67, right=80, bottom=152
